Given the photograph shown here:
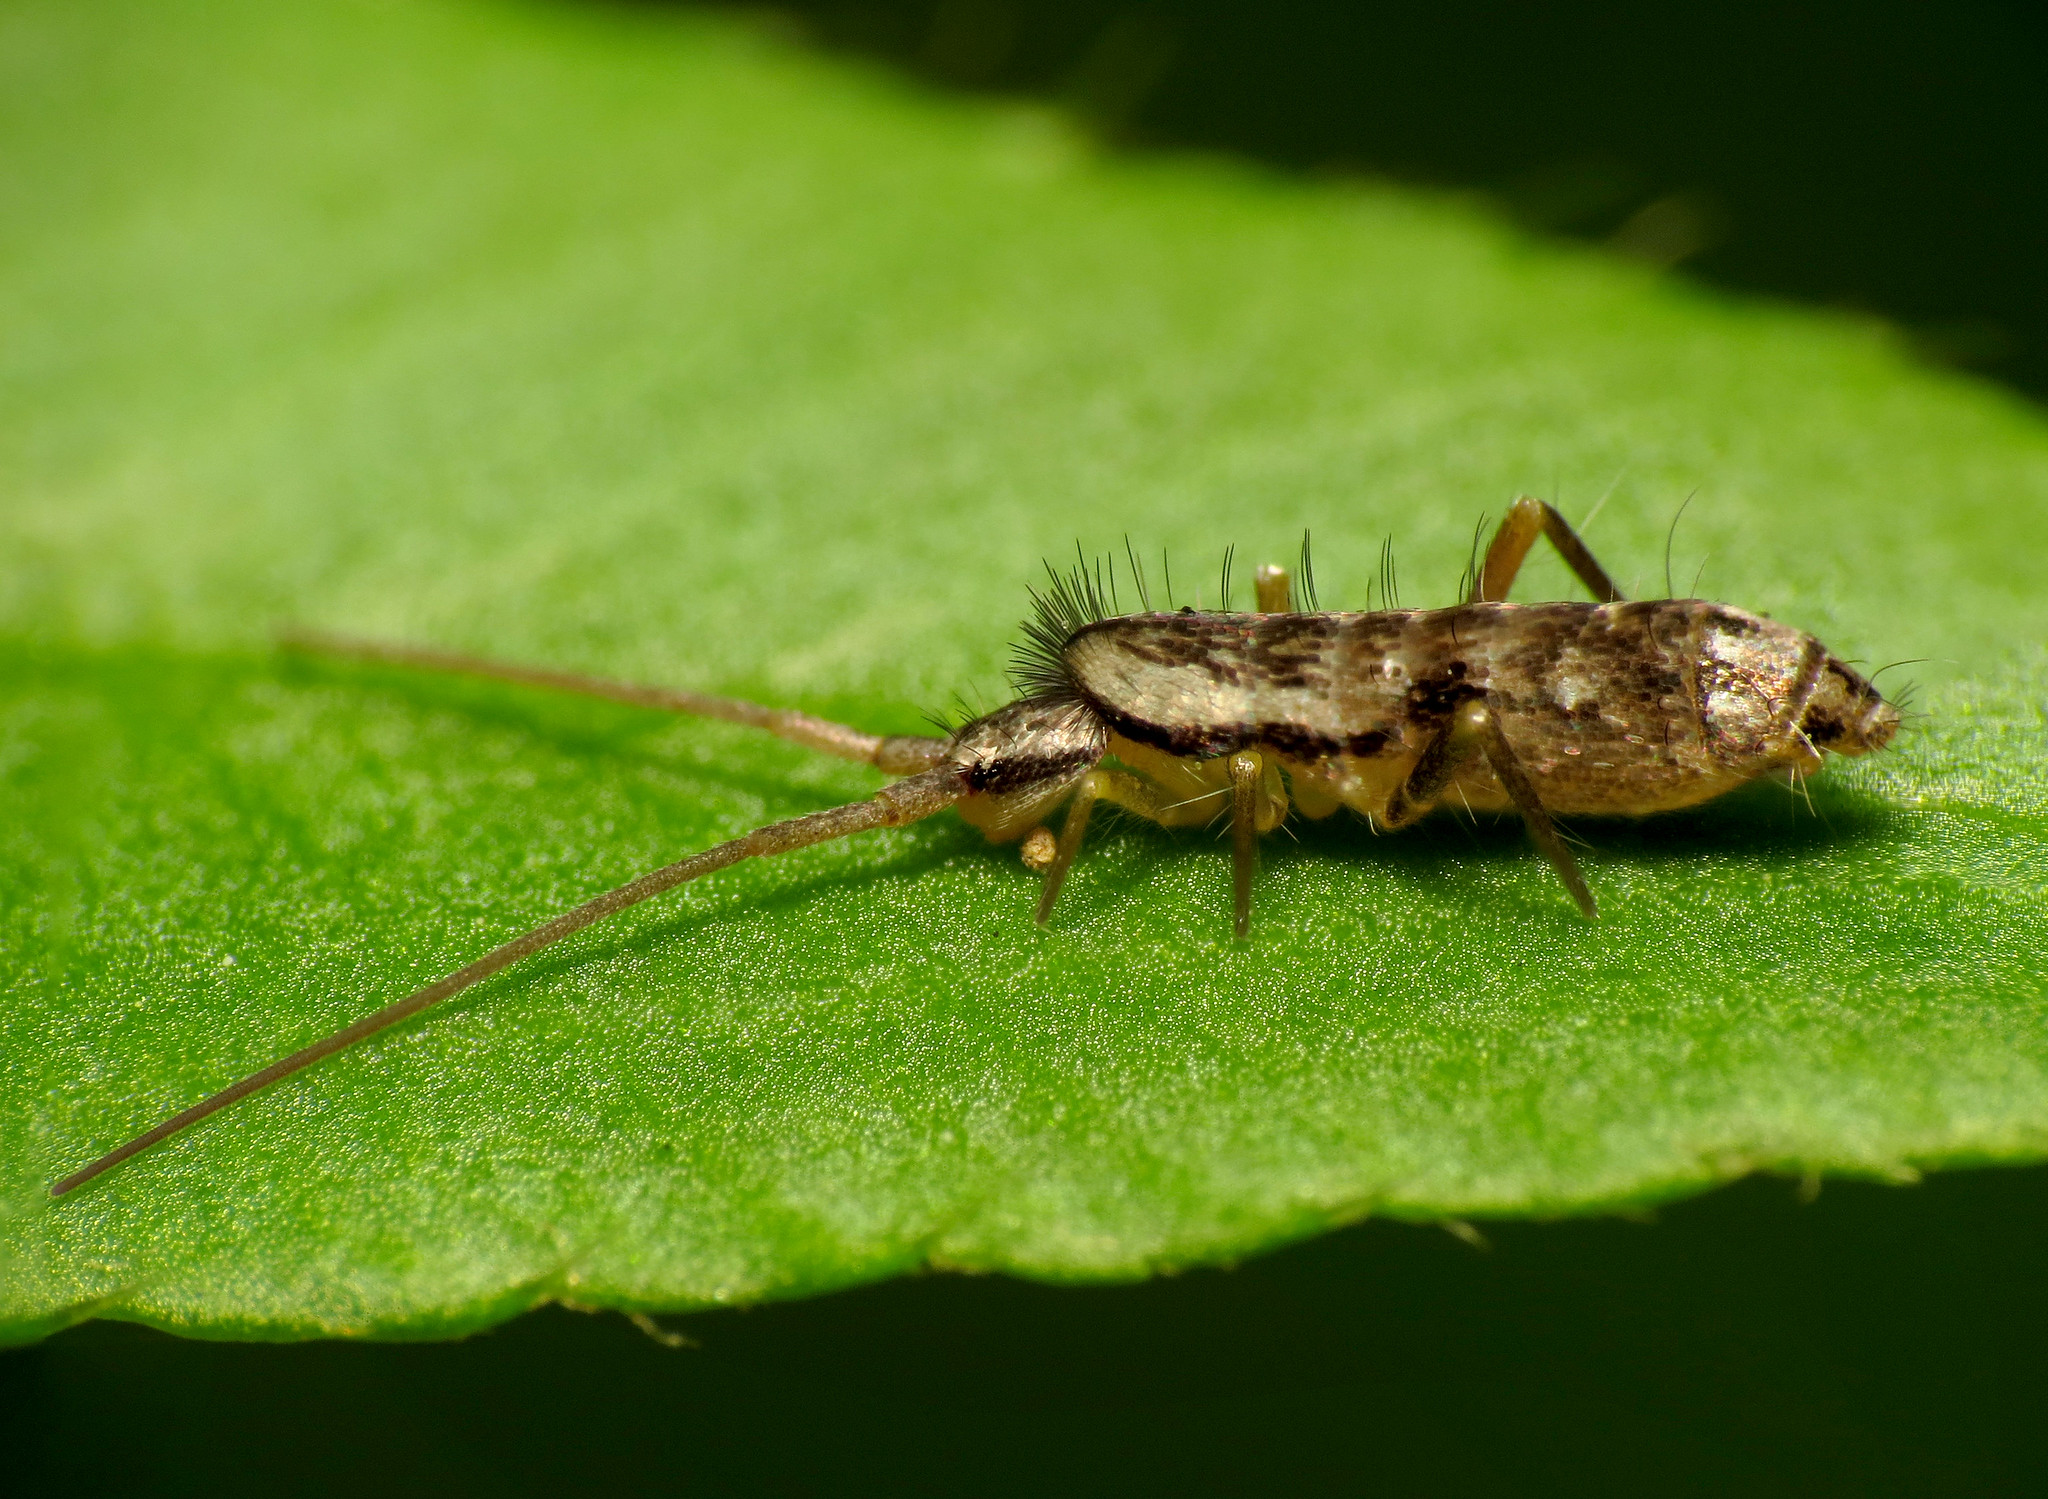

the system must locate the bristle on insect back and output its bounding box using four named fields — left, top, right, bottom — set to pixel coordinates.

left=1011, top=546, right=1118, bottom=702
